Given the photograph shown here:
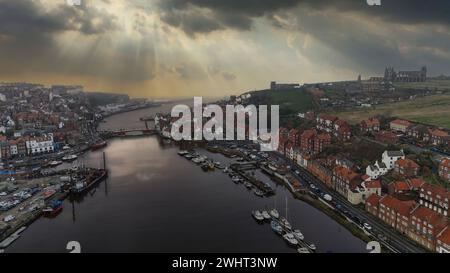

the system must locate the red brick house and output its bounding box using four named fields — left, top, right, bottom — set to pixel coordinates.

left=429, top=128, right=449, bottom=146
left=394, top=158, right=420, bottom=177
left=390, top=119, right=412, bottom=133
left=378, top=195, right=416, bottom=234
left=308, top=160, right=333, bottom=188
left=408, top=206, right=448, bottom=251
left=314, top=133, right=331, bottom=154
left=388, top=181, right=411, bottom=195
left=332, top=166, right=361, bottom=198
left=365, top=194, right=382, bottom=217
left=375, top=130, right=399, bottom=144
left=419, top=183, right=450, bottom=217
left=360, top=118, right=380, bottom=133
left=300, top=129, right=316, bottom=153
